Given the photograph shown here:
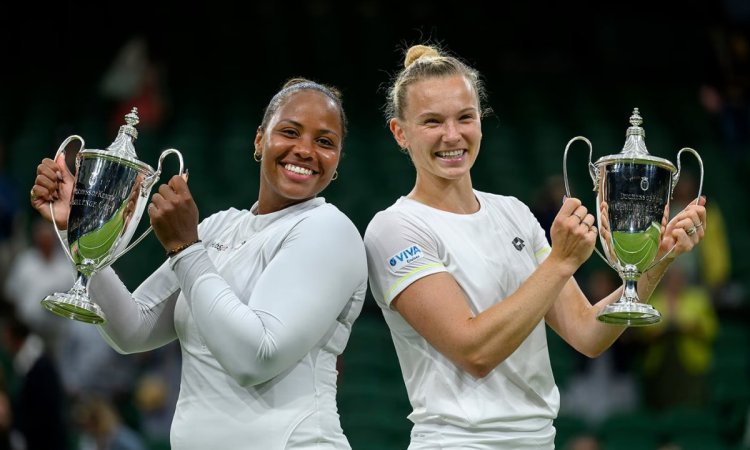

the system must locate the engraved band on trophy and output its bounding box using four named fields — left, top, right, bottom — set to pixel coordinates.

left=41, top=108, right=185, bottom=324
left=563, top=108, right=704, bottom=326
